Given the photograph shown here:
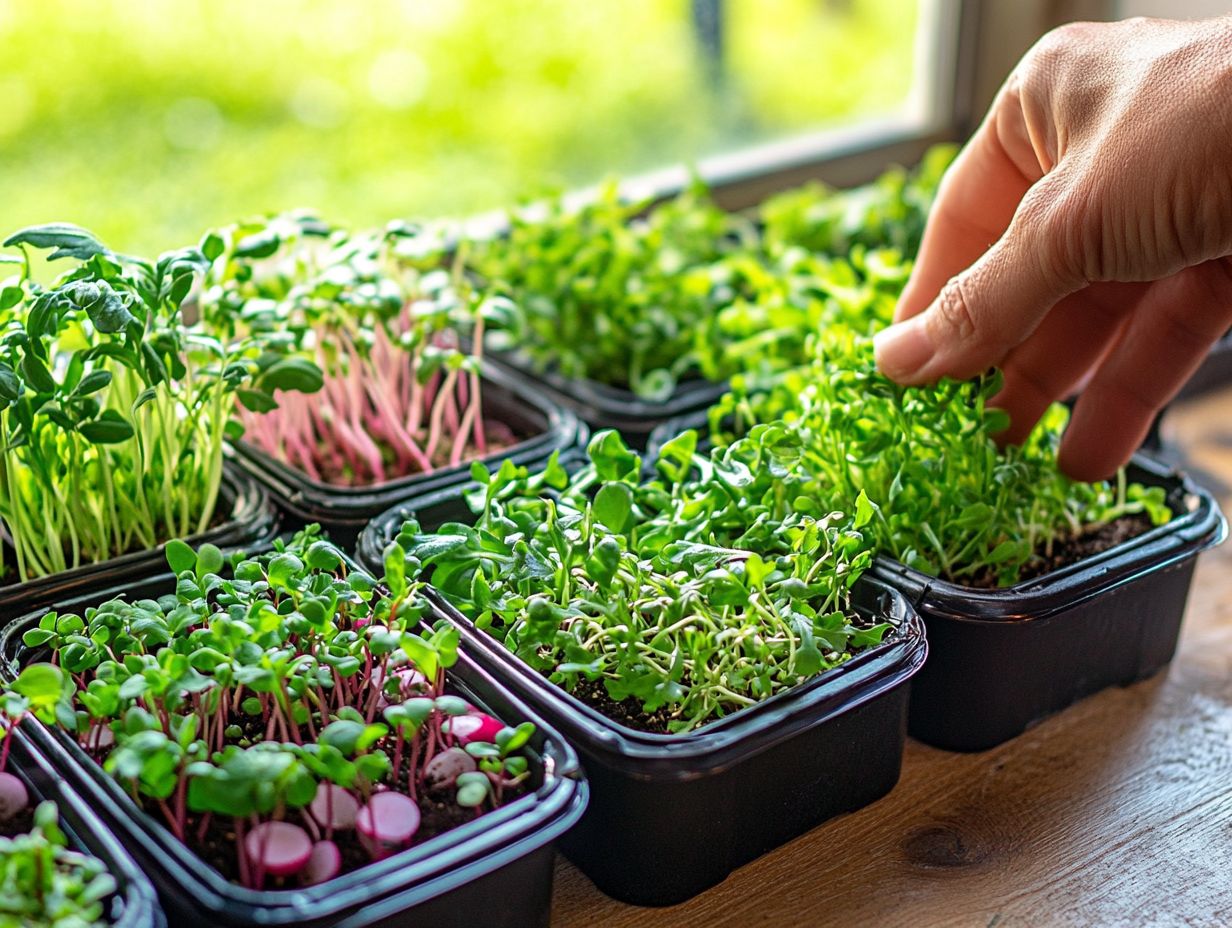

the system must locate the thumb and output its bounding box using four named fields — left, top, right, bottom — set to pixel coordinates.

left=874, top=189, right=1082, bottom=384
